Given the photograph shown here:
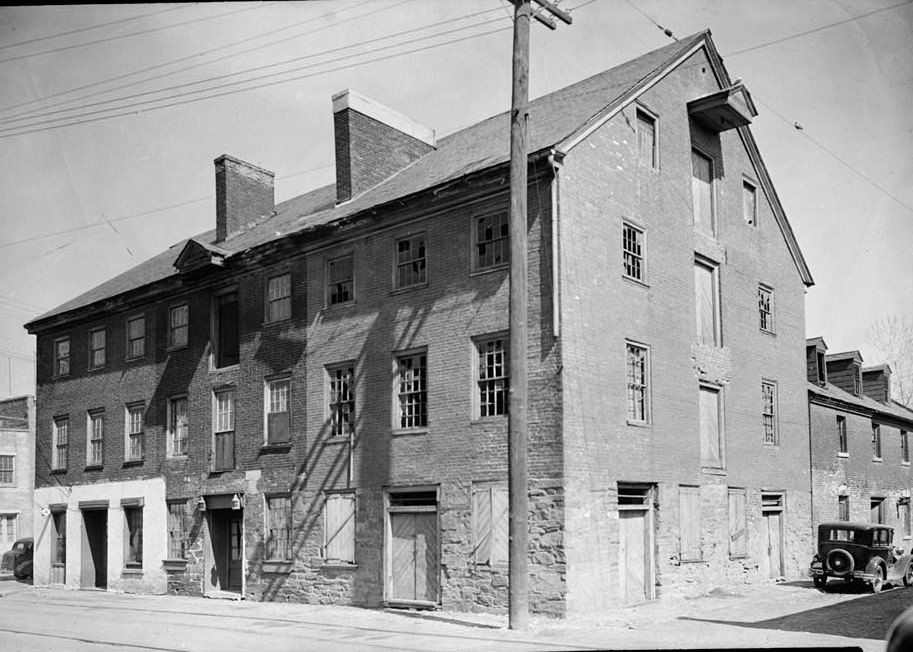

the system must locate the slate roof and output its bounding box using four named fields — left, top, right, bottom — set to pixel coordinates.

left=809, top=380, right=913, bottom=425
left=27, top=30, right=810, bottom=329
